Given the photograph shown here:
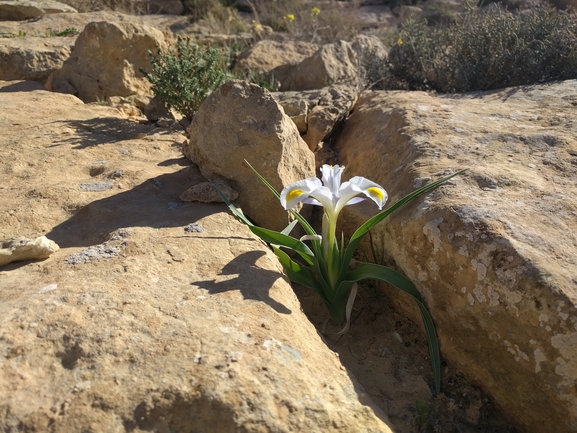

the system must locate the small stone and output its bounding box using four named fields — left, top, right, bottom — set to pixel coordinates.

left=79, top=181, right=114, bottom=192
left=0, top=236, right=59, bottom=267
left=184, top=223, right=203, bottom=233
